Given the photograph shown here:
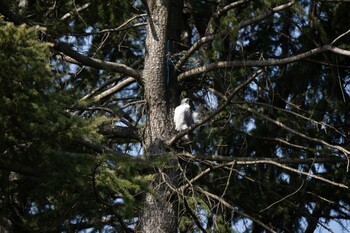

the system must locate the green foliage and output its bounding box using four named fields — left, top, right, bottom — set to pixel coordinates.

left=2, top=0, right=350, bottom=232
